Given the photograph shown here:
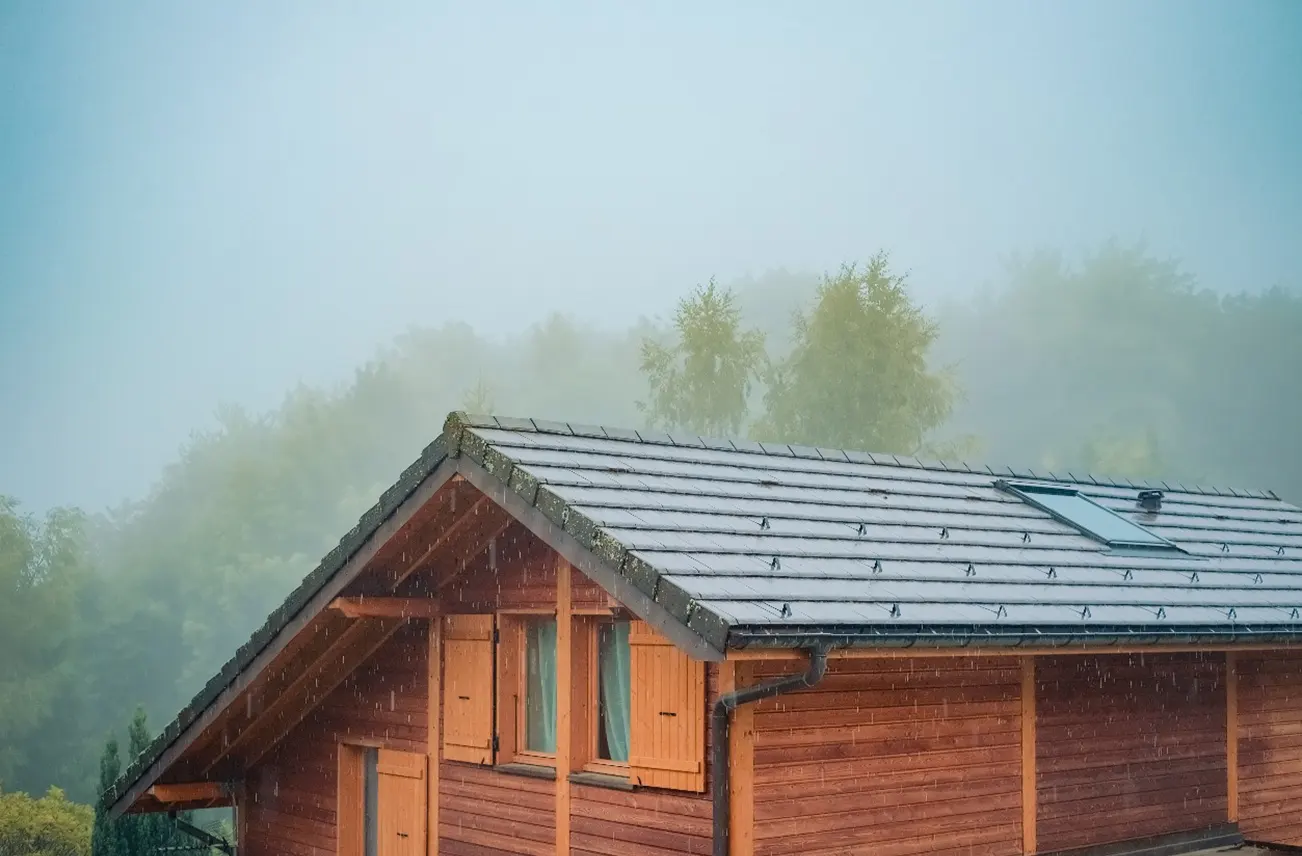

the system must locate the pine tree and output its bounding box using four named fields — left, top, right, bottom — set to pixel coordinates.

left=91, top=737, right=124, bottom=856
